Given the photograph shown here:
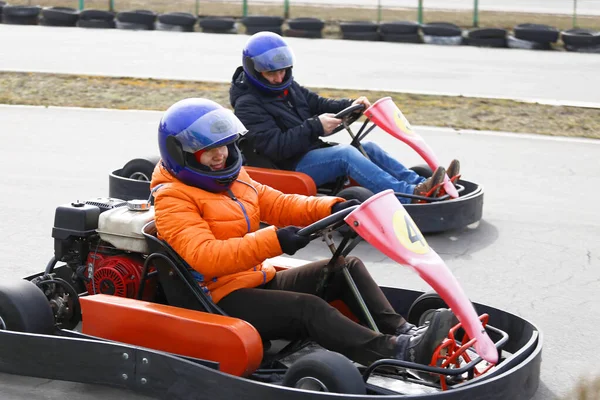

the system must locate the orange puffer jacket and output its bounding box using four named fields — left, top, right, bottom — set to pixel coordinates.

left=150, top=162, right=344, bottom=303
